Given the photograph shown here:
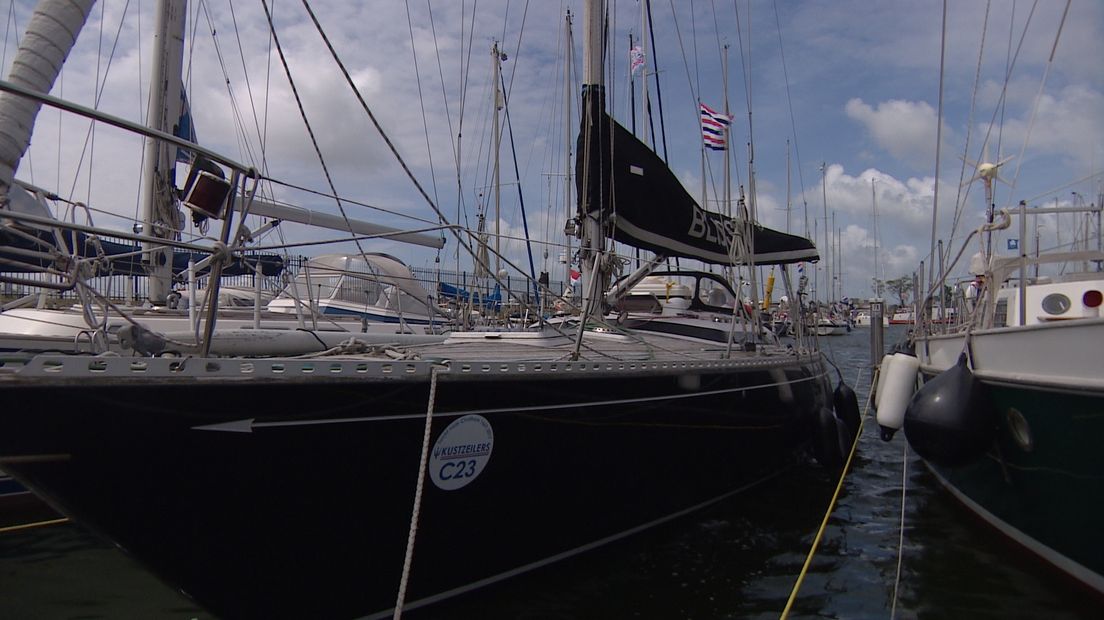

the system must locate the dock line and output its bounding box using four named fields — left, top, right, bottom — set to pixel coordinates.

left=0, top=517, right=69, bottom=534
left=780, top=366, right=874, bottom=618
